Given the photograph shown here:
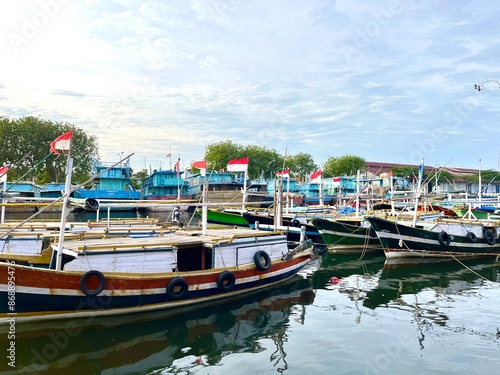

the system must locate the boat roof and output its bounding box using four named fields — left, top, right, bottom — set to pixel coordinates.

left=57, top=227, right=285, bottom=253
